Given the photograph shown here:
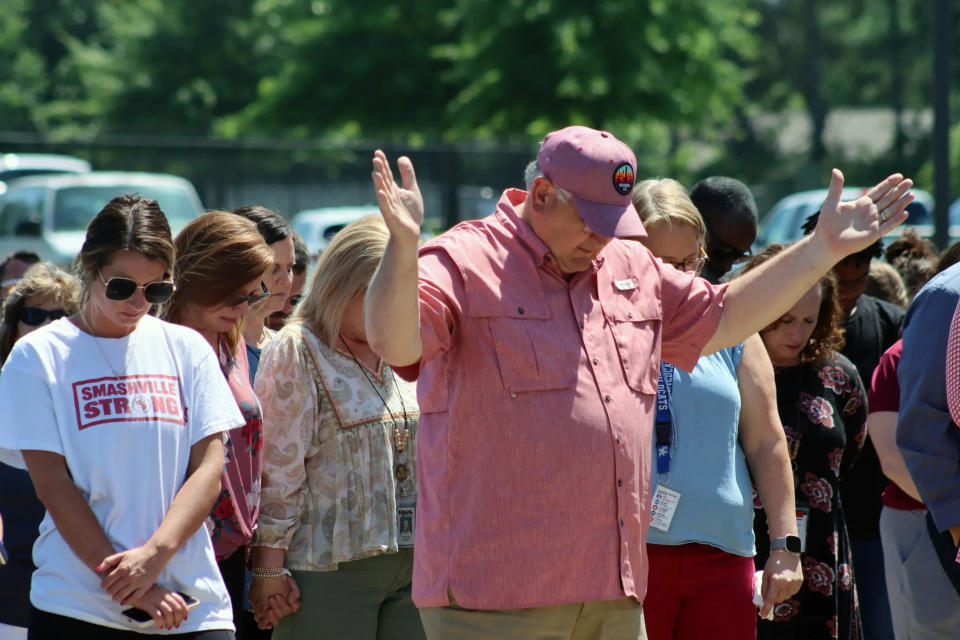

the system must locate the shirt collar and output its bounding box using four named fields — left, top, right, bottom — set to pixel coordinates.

left=493, top=188, right=606, bottom=275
